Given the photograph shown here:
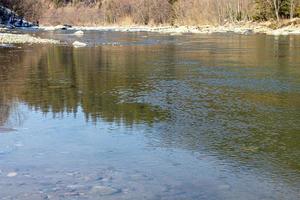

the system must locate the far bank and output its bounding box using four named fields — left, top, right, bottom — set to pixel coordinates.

left=39, top=20, right=300, bottom=36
